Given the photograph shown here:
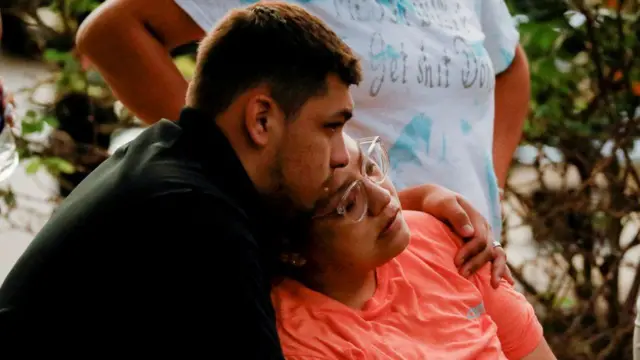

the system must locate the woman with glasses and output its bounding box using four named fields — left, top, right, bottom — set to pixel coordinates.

left=271, top=136, right=556, bottom=360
